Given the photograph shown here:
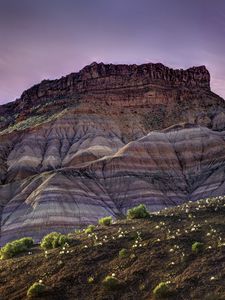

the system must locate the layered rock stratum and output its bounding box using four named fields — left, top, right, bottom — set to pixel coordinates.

left=1, top=62, right=225, bottom=245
